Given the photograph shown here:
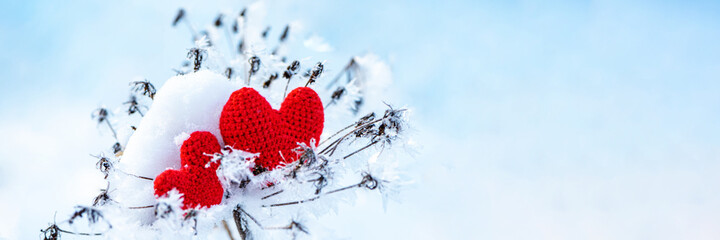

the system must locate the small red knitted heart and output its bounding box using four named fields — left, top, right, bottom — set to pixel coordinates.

left=154, top=131, right=224, bottom=209
left=220, top=87, right=324, bottom=170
